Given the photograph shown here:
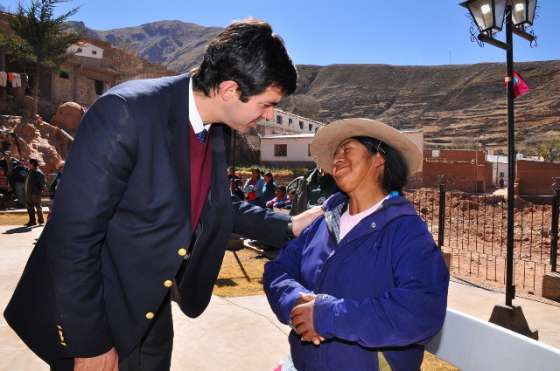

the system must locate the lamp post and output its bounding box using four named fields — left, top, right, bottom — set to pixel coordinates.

left=460, top=0, right=538, bottom=338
